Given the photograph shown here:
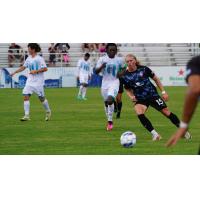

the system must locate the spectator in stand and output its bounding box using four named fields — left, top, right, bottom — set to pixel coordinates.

left=55, top=43, right=70, bottom=64
left=82, top=43, right=90, bottom=52
left=8, top=43, right=24, bottom=67
left=98, top=43, right=106, bottom=53
left=88, top=43, right=98, bottom=52
left=48, top=43, right=56, bottom=67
